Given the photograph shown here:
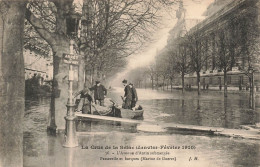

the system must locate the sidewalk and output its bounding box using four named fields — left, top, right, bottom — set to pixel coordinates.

left=166, top=86, right=260, bottom=95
